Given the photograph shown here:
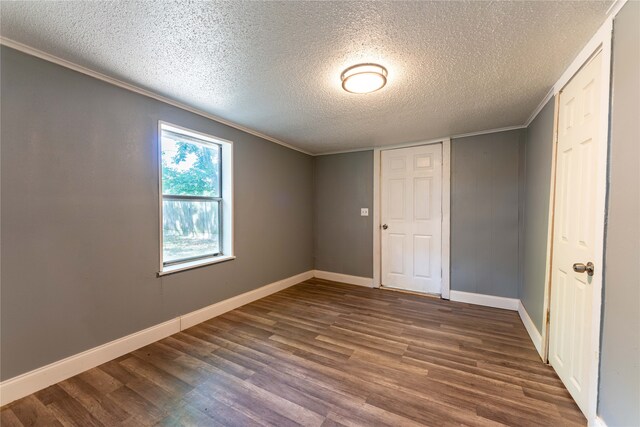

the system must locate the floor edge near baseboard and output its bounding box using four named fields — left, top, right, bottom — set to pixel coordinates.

left=449, top=291, right=543, bottom=360
left=517, top=301, right=544, bottom=359
left=313, top=270, right=374, bottom=287
left=0, top=270, right=315, bottom=406
left=449, top=290, right=519, bottom=311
